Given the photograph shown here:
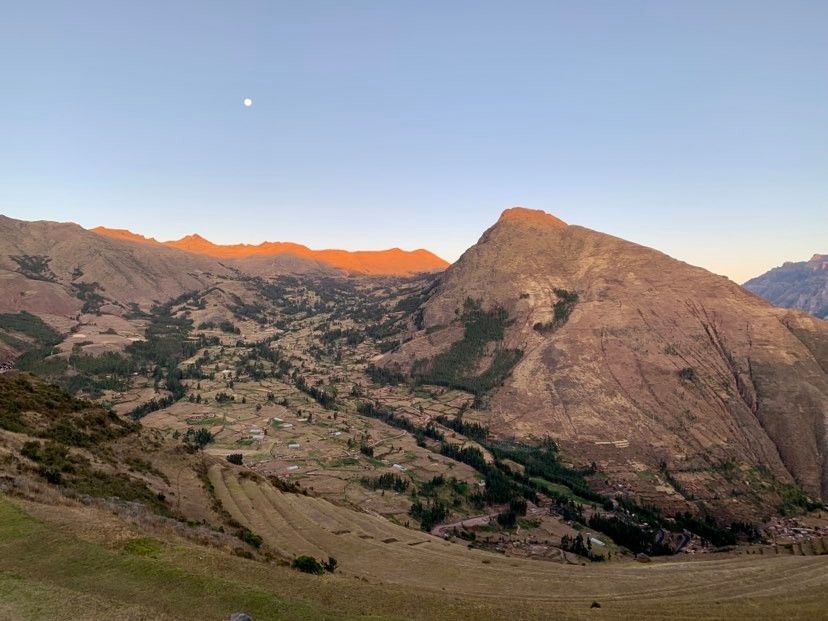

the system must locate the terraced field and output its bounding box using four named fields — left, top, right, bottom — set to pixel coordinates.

left=209, top=465, right=828, bottom=618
